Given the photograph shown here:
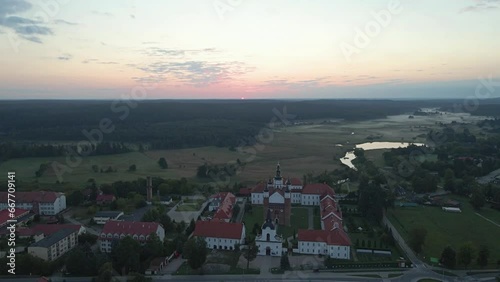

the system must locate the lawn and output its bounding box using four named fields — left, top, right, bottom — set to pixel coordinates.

left=243, top=205, right=264, bottom=236
left=387, top=195, right=500, bottom=268
left=243, top=206, right=310, bottom=239
left=176, top=204, right=200, bottom=212
left=278, top=207, right=309, bottom=239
